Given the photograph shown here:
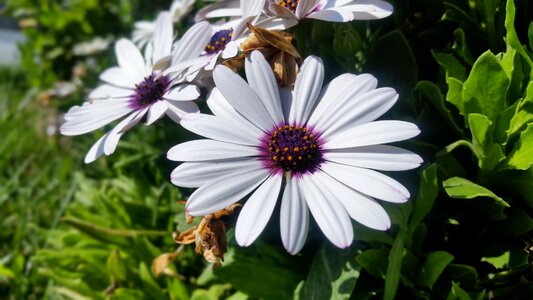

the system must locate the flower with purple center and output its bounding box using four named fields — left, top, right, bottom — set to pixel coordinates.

left=167, top=51, right=423, bottom=254
left=60, top=12, right=213, bottom=163
left=205, top=29, right=233, bottom=55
